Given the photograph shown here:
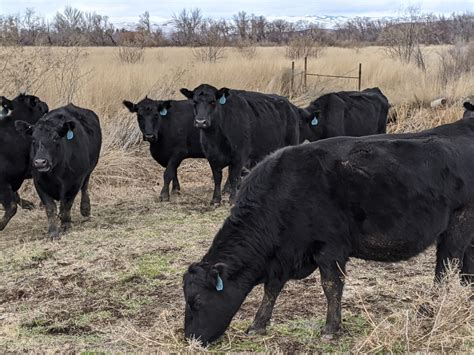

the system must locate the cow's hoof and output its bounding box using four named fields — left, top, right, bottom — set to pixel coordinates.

left=49, top=230, right=61, bottom=241
left=246, top=327, right=267, bottom=336
left=20, top=199, right=35, bottom=210
left=321, top=325, right=340, bottom=341
left=210, top=200, right=221, bottom=207
left=321, top=333, right=335, bottom=341
left=61, top=223, right=72, bottom=233
left=172, top=189, right=181, bottom=195
left=159, top=194, right=170, bottom=202
left=80, top=205, right=91, bottom=217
